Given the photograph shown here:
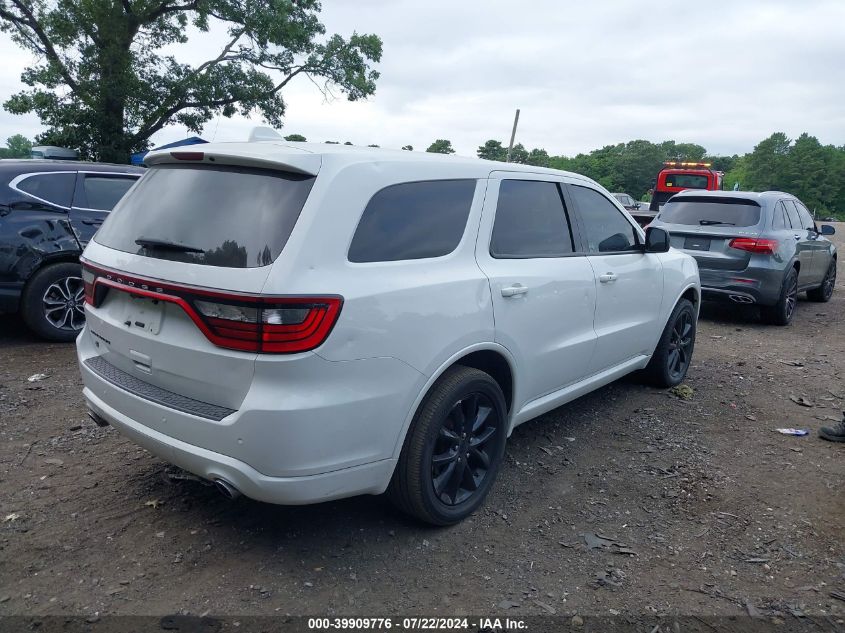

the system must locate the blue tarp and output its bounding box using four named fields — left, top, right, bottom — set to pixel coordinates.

left=130, top=136, right=208, bottom=166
